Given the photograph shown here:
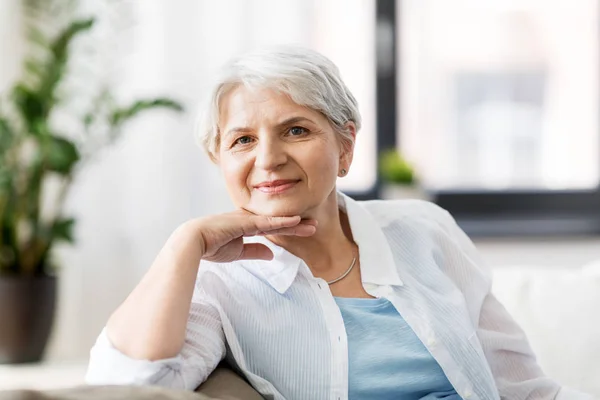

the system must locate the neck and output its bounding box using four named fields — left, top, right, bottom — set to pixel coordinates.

left=266, top=190, right=355, bottom=275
